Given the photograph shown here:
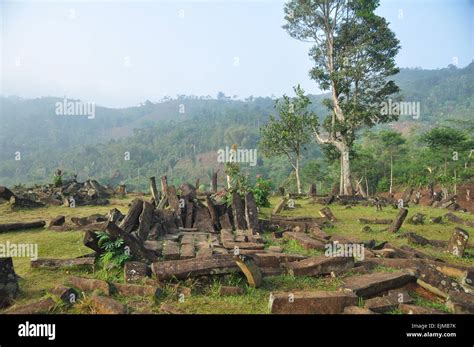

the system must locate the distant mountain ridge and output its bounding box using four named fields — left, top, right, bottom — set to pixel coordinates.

left=0, top=62, right=472, bottom=188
